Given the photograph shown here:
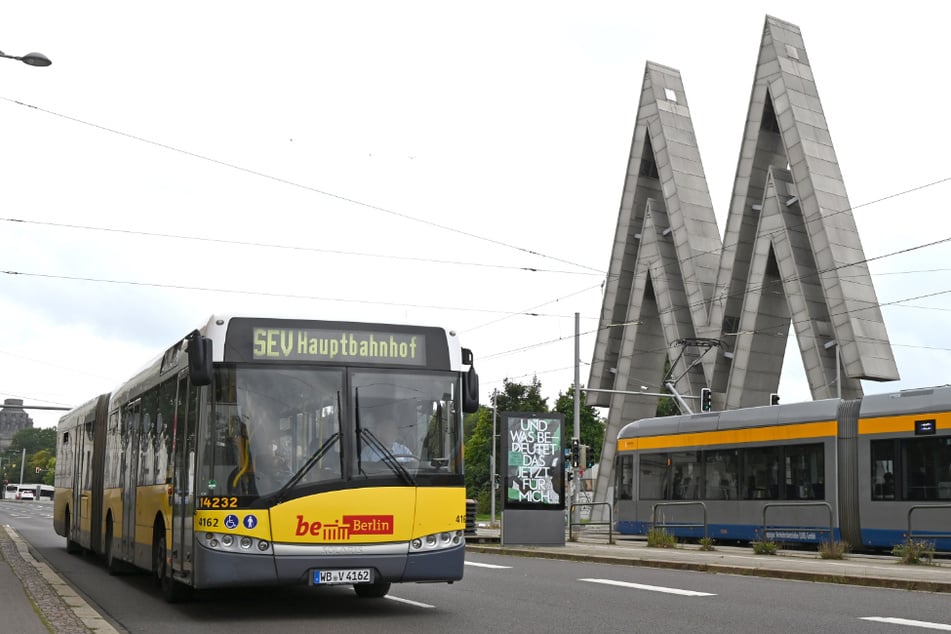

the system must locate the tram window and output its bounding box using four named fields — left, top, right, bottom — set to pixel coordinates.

left=904, top=436, right=951, bottom=500
left=870, top=440, right=896, bottom=500
left=783, top=444, right=824, bottom=500
left=638, top=453, right=668, bottom=500
left=741, top=445, right=781, bottom=499
left=616, top=454, right=633, bottom=500
left=670, top=452, right=701, bottom=500
left=704, top=450, right=739, bottom=500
